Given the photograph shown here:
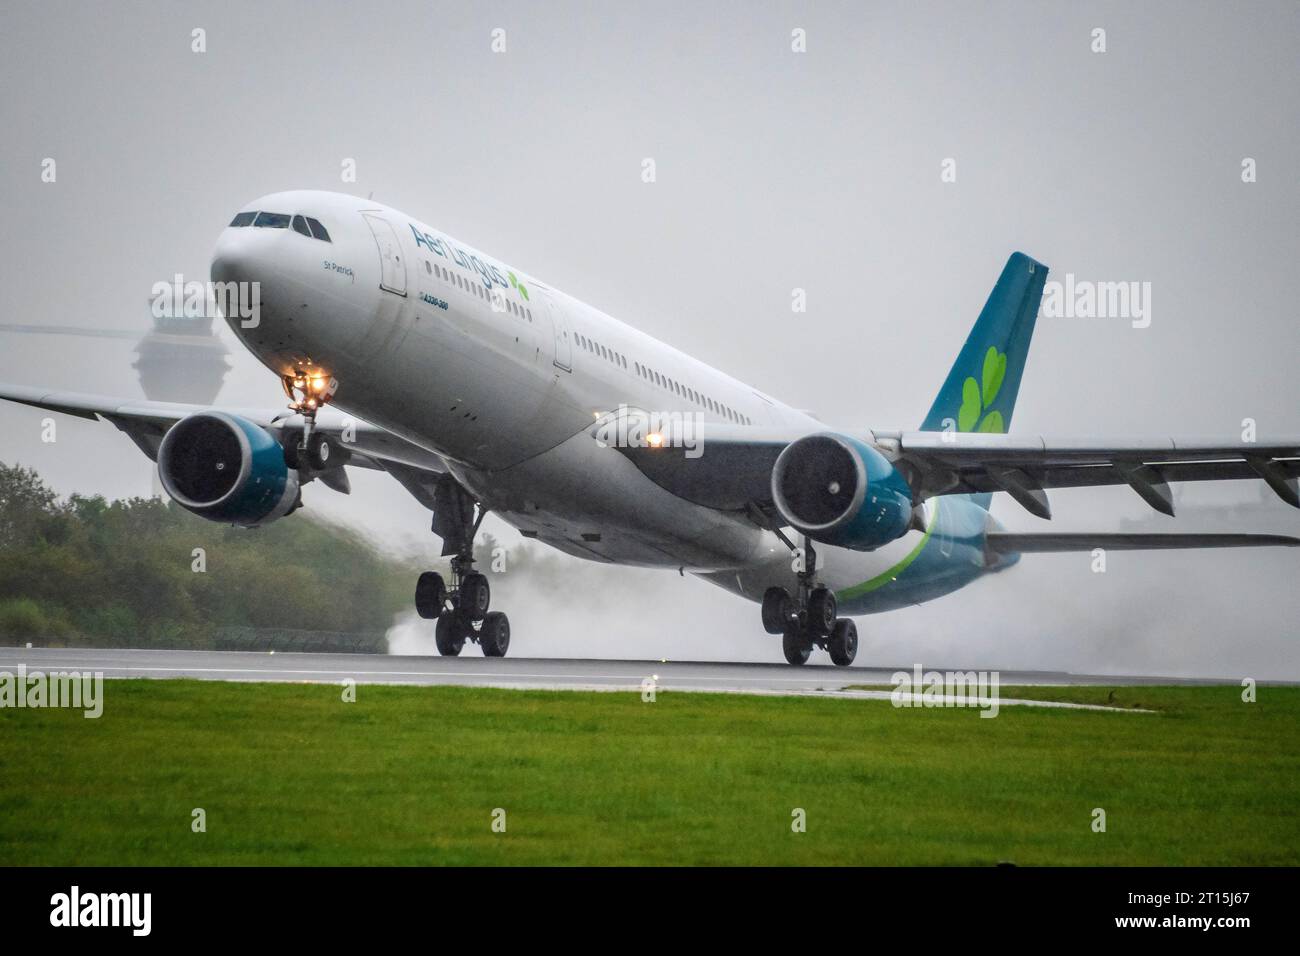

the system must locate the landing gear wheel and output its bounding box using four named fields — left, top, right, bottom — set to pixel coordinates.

left=807, top=587, right=837, bottom=638
left=415, top=571, right=446, bottom=620
left=435, top=614, right=466, bottom=656
left=761, top=587, right=791, bottom=635
left=782, top=627, right=812, bottom=666
left=305, top=432, right=335, bottom=471
left=480, top=611, right=511, bottom=657
left=459, top=572, right=490, bottom=622
left=828, top=618, right=858, bottom=667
